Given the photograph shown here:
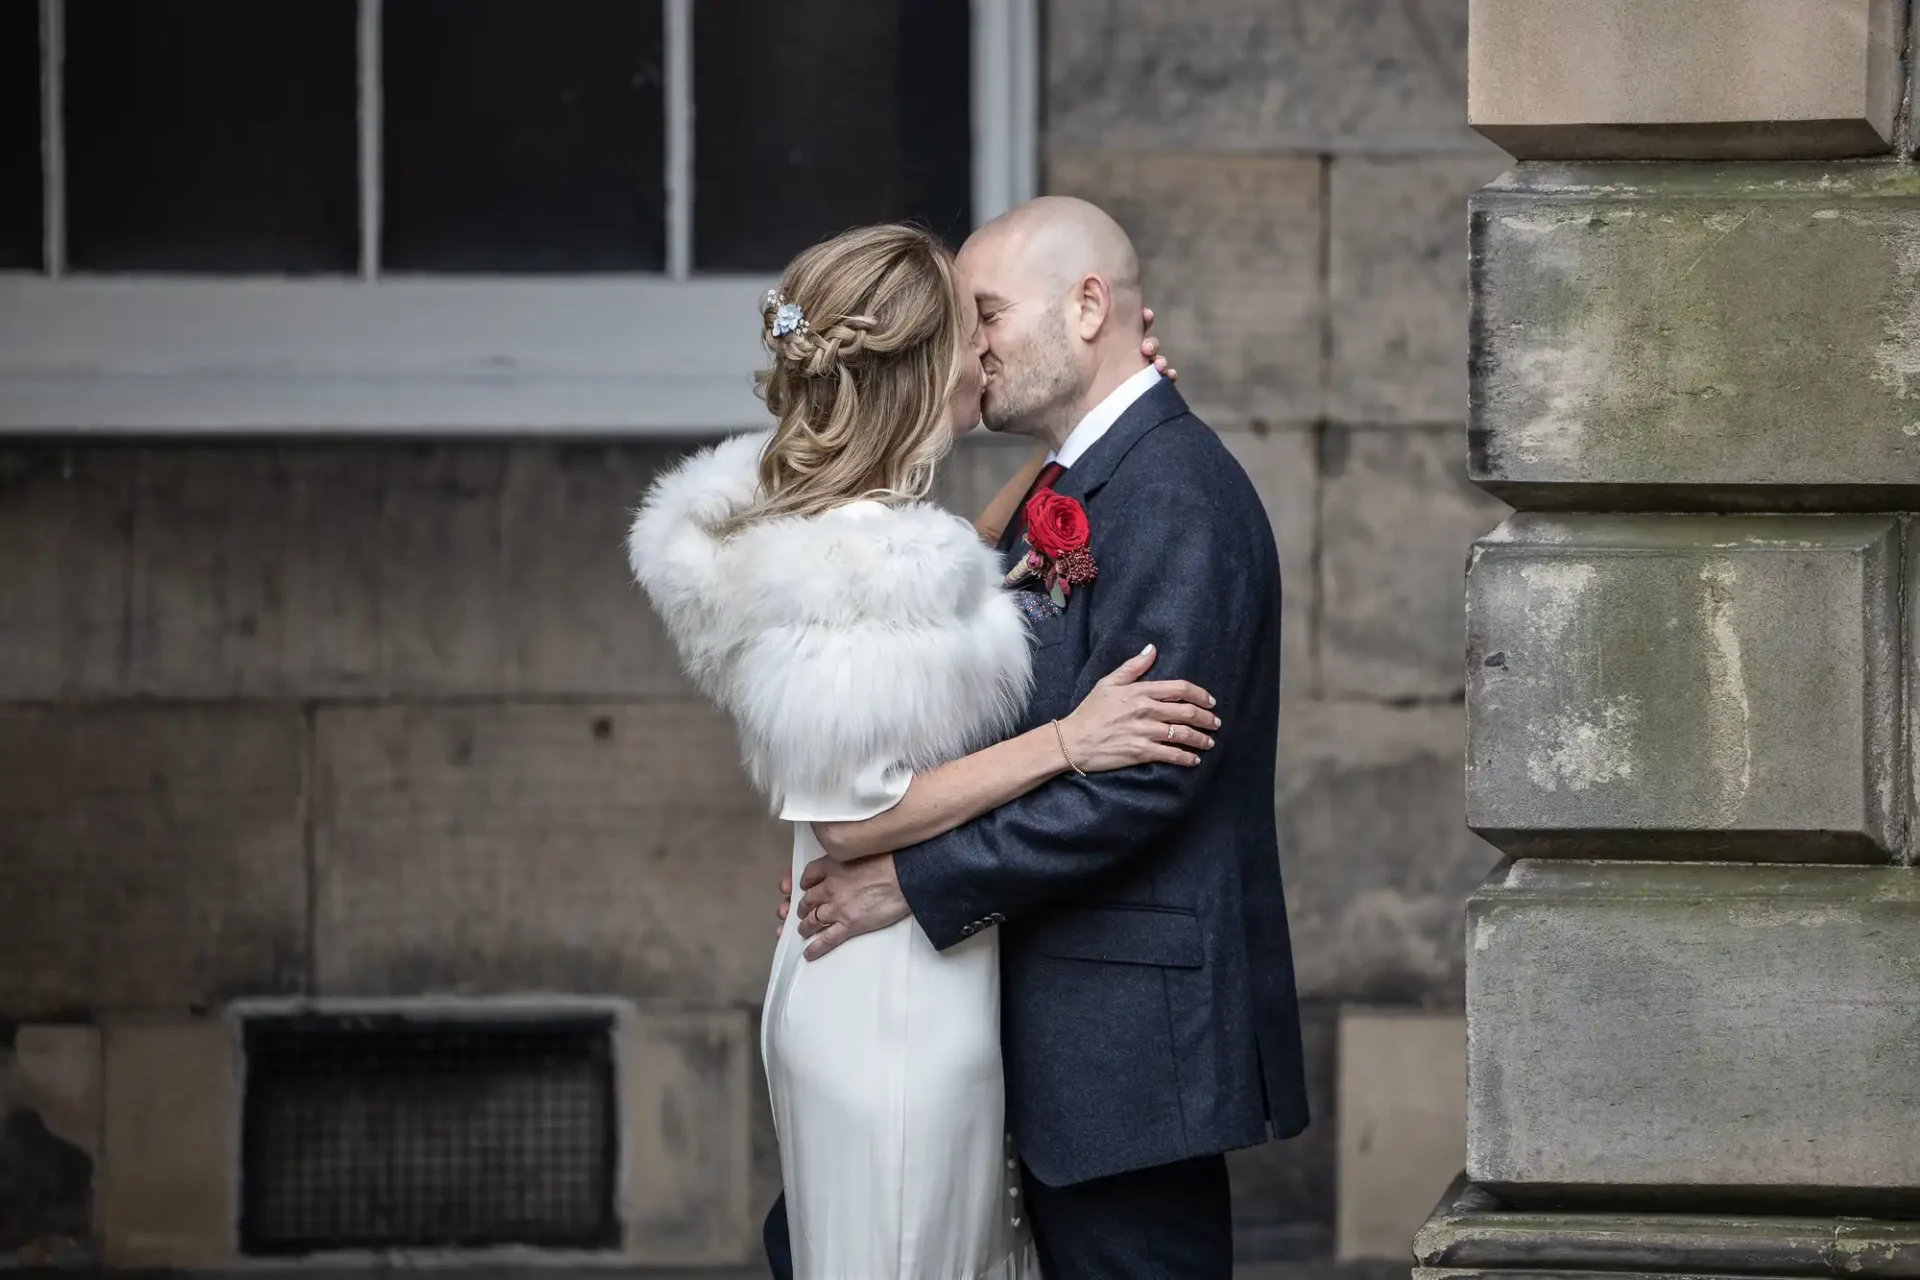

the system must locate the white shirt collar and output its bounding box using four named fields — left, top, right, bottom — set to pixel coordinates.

left=1047, top=364, right=1164, bottom=470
